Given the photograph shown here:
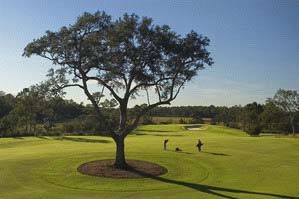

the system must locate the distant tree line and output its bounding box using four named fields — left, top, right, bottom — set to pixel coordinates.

left=0, top=84, right=149, bottom=137
left=0, top=88, right=298, bottom=137
left=0, top=85, right=86, bottom=137
left=147, top=89, right=299, bottom=136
